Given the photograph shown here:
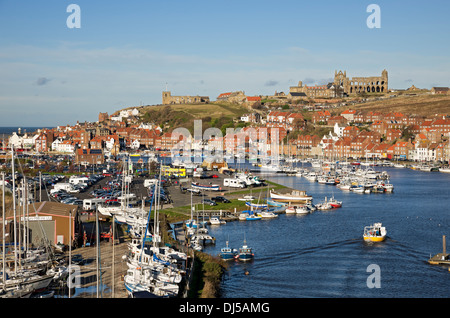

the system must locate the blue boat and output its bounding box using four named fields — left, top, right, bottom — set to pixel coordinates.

left=219, top=241, right=238, bottom=260
left=245, top=201, right=268, bottom=209
left=238, top=240, right=254, bottom=261
left=266, top=198, right=287, bottom=207
left=246, top=211, right=261, bottom=221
